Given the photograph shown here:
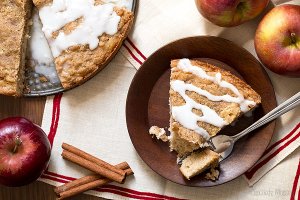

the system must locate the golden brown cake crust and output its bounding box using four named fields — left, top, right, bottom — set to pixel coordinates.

left=32, top=0, right=52, bottom=8
left=33, top=0, right=134, bottom=89
left=0, top=0, right=32, bottom=96
left=169, top=59, right=261, bottom=156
